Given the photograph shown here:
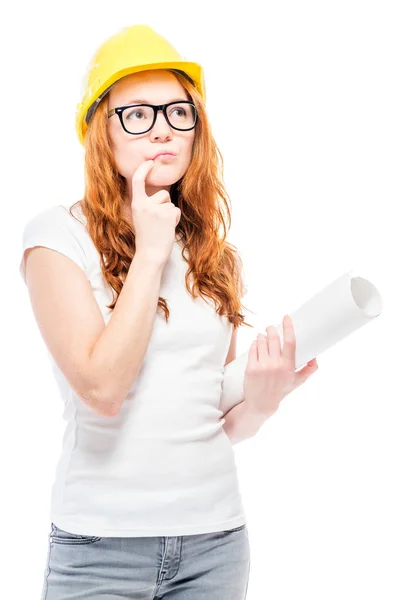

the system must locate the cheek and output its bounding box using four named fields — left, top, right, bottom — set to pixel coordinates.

left=182, top=137, right=195, bottom=165
left=108, top=123, right=140, bottom=178
left=113, top=145, right=140, bottom=179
